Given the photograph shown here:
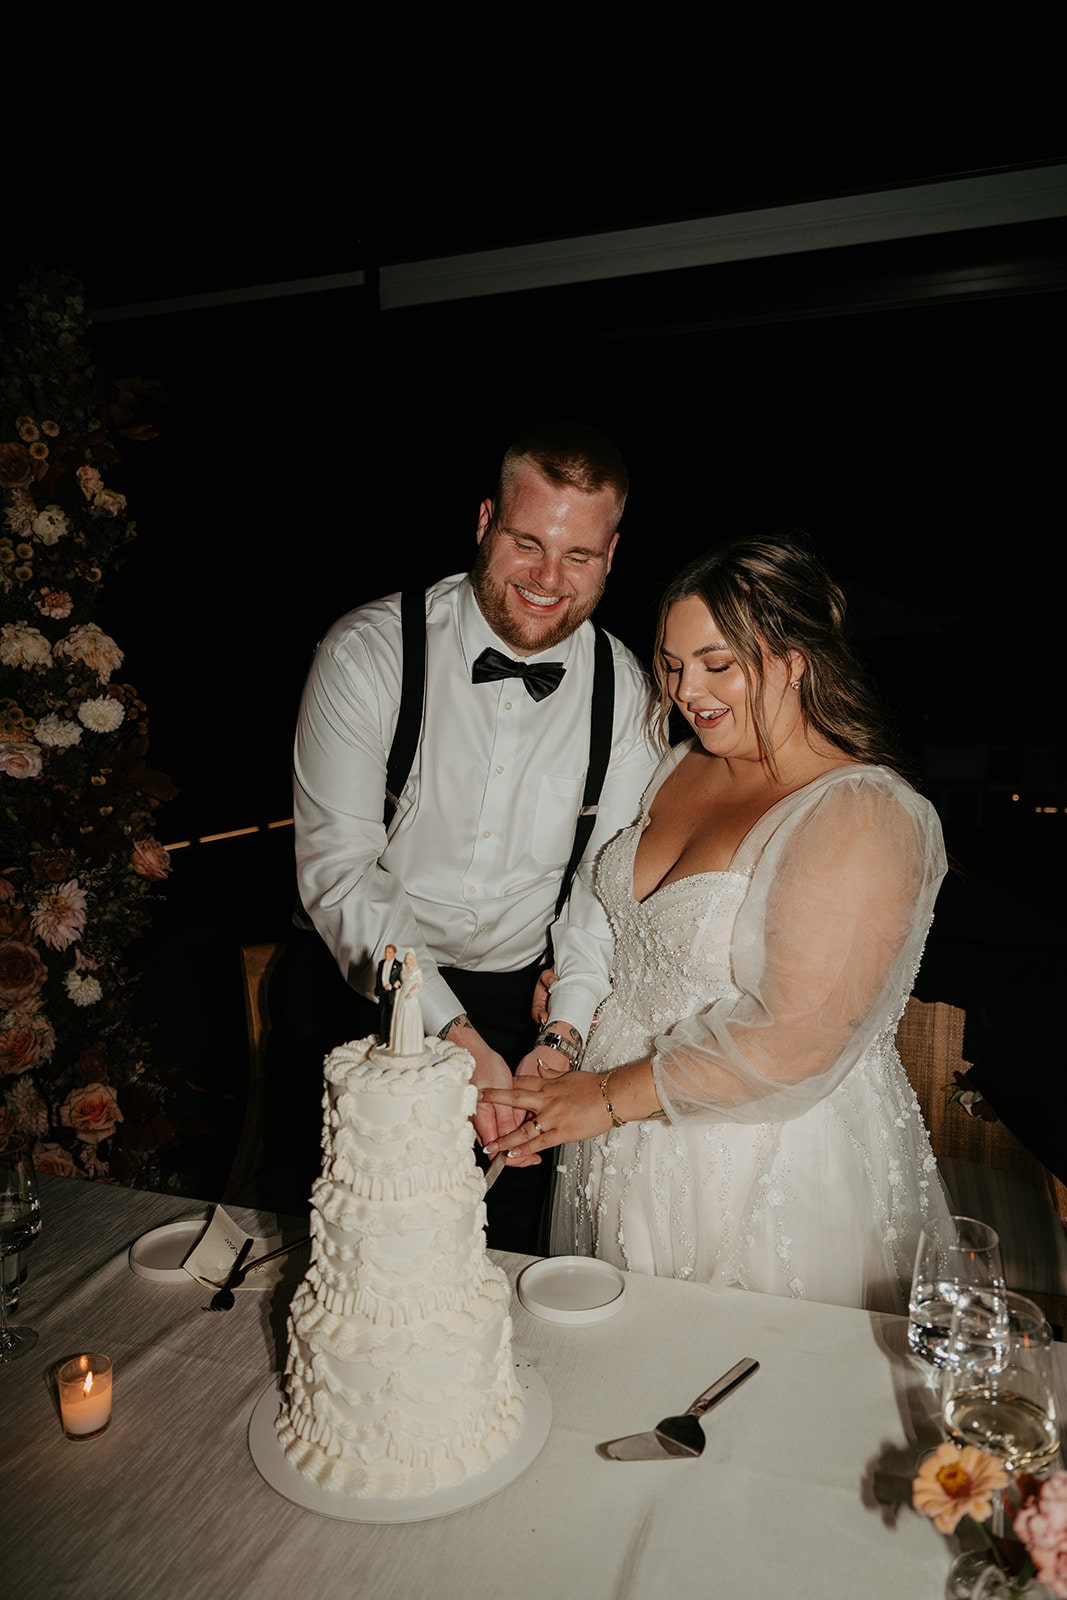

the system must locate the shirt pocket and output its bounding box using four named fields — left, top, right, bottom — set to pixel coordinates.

left=533, top=774, right=582, bottom=864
